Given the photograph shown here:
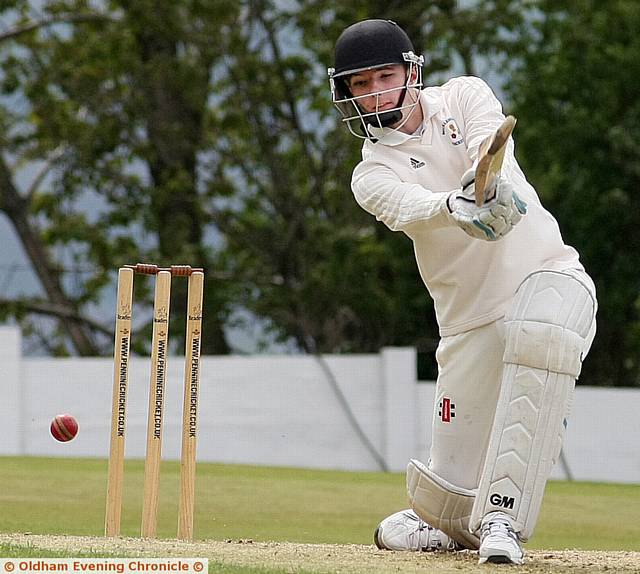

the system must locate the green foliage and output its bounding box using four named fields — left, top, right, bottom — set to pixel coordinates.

left=507, top=0, right=640, bottom=385
left=0, top=0, right=238, bottom=353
